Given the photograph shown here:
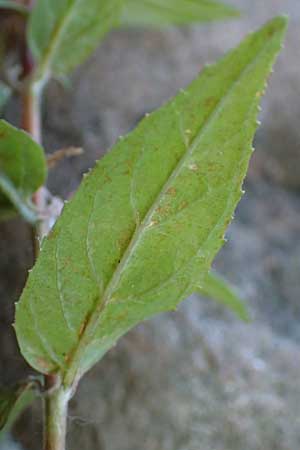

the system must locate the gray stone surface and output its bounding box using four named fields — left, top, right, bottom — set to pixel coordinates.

left=1, top=0, right=300, bottom=449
